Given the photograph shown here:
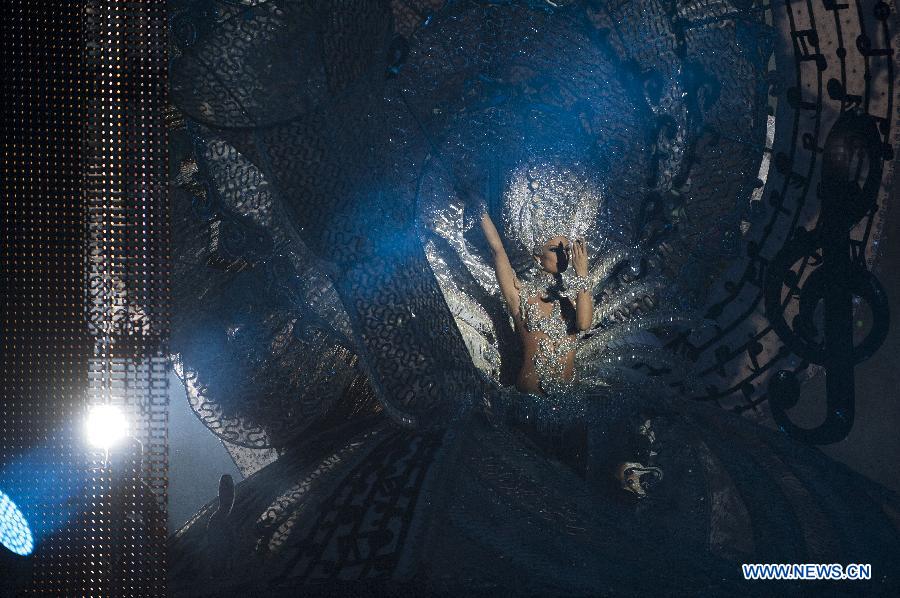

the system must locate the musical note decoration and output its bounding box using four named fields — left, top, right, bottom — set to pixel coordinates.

left=764, top=111, right=891, bottom=444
